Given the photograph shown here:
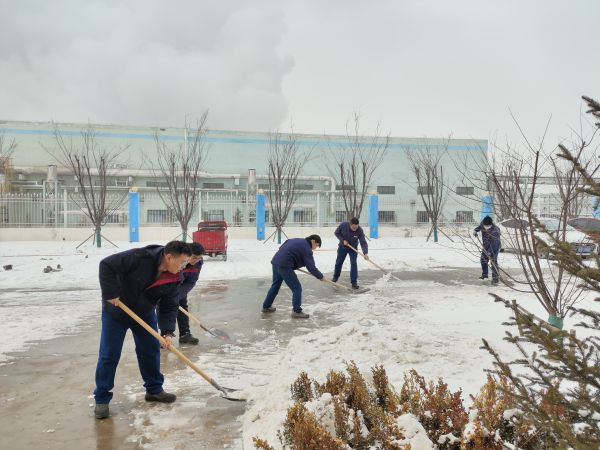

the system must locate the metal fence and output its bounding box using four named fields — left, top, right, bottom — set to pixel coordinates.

left=0, top=188, right=486, bottom=228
